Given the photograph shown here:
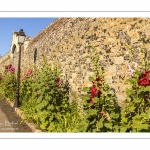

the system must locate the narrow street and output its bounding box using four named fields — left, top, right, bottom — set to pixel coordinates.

left=0, top=98, right=32, bottom=132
